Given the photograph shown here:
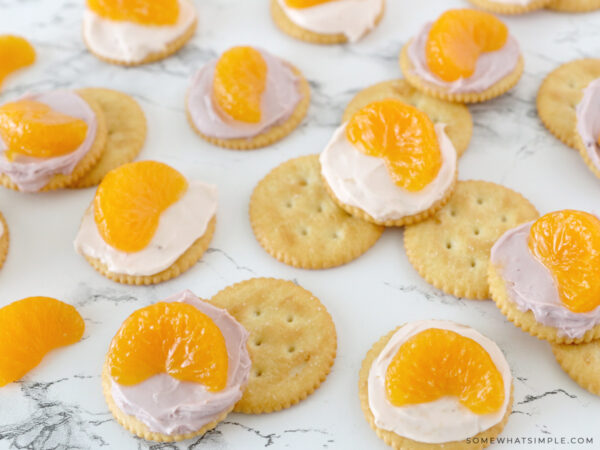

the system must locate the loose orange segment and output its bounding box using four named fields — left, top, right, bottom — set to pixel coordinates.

left=107, top=302, right=228, bottom=390
left=529, top=210, right=600, bottom=313
left=426, top=9, right=508, bottom=82
left=94, top=161, right=188, bottom=253
left=346, top=99, right=442, bottom=192
left=0, top=35, right=35, bottom=89
left=0, top=297, right=84, bottom=387
left=386, top=328, right=504, bottom=415
left=284, top=0, right=340, bottom=7
left=213, top=46, right=267, bottom=124
left=0, top=100, right=88, bottom=160
left=87, top=0, right=180, bottom=26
